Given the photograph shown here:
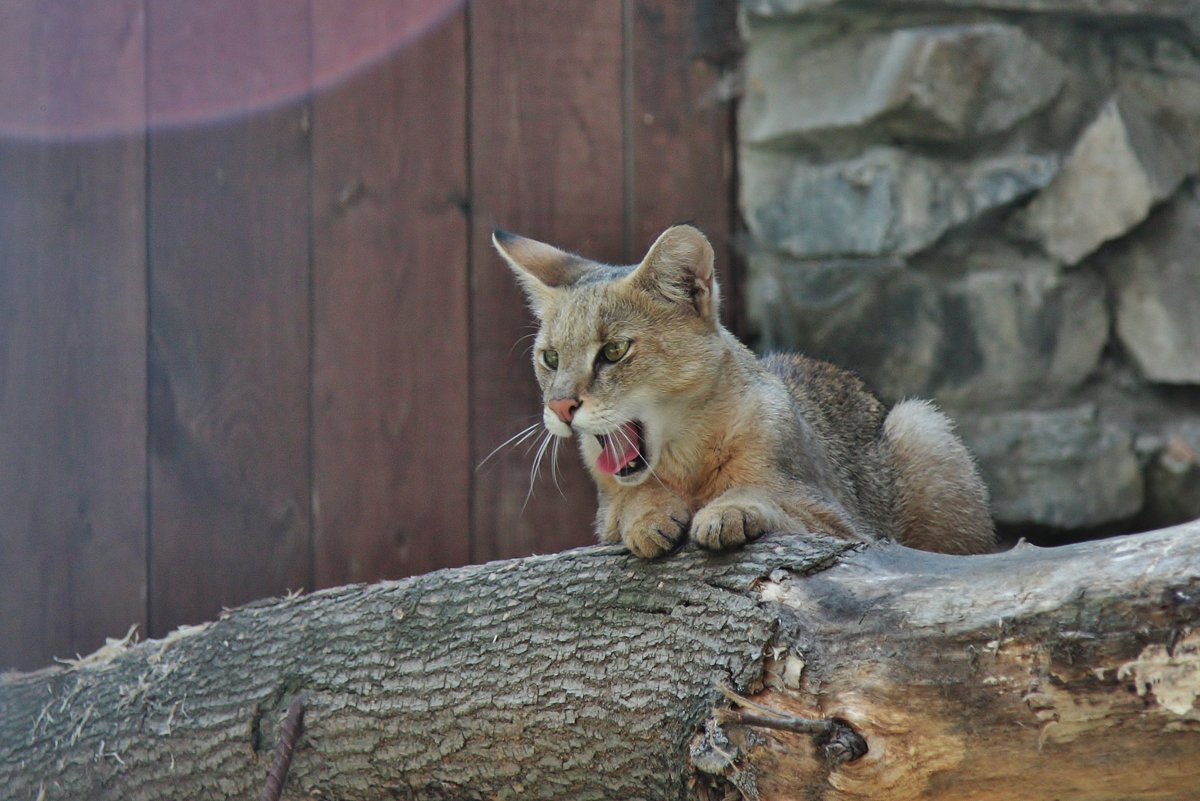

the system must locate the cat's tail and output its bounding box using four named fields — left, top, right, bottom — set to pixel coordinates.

left=884, top=399, right=996, bottom=554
